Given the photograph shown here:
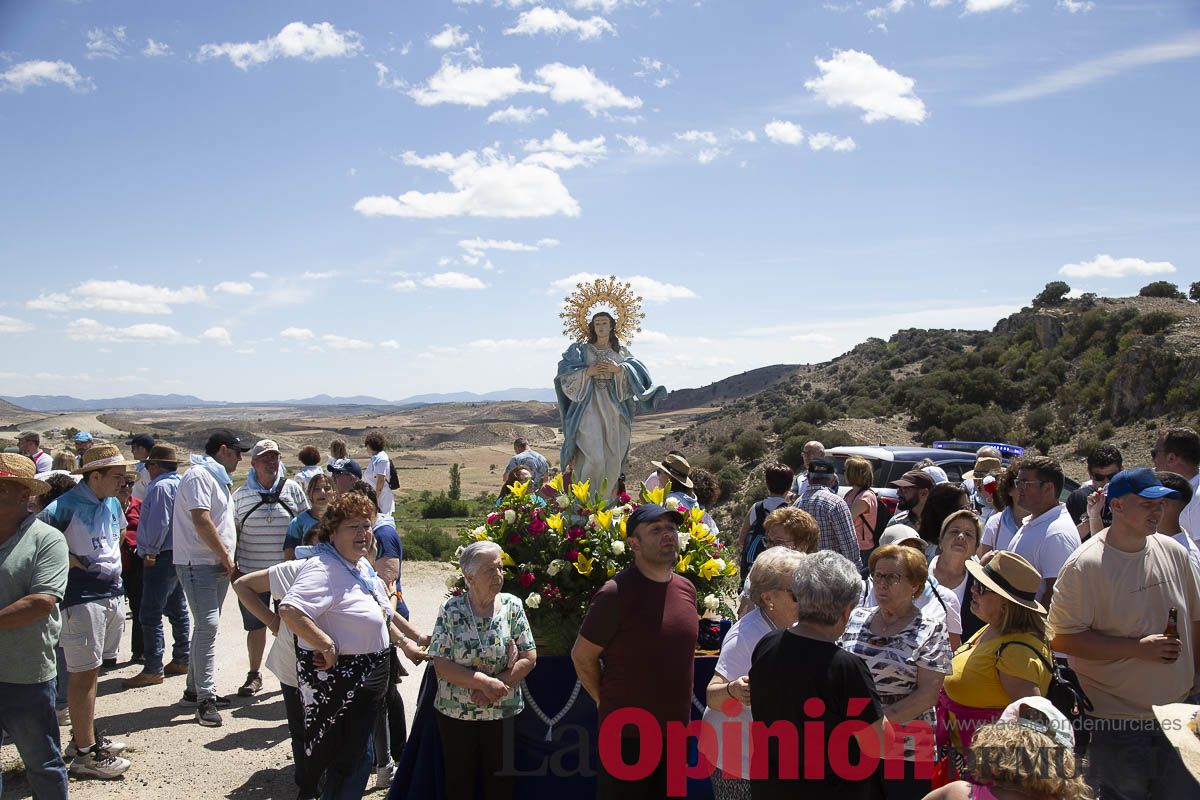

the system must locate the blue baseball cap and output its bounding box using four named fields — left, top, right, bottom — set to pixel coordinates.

left=1107, top=468, right=1179, bottom=501
left=329, top=458, right=363, bottom=480
left=626, top=503, right=684, bottom=535
left=73, top=431, right=93, bottom=443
